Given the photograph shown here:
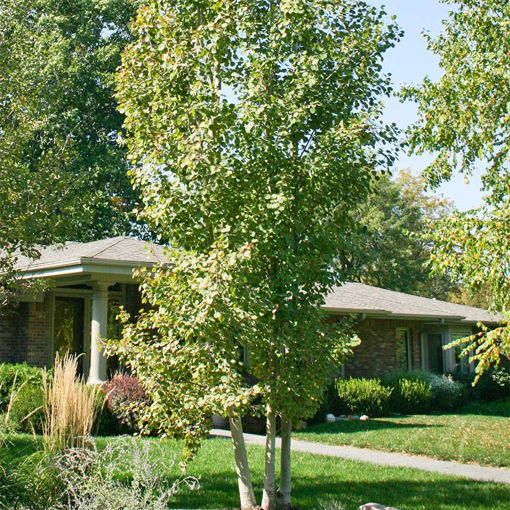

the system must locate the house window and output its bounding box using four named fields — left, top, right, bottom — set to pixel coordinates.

left=451, top=331, right=472, bottom=374
left=421, top=332, right=445, bottom=374
left=396, top=328, right=411, bottom=371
